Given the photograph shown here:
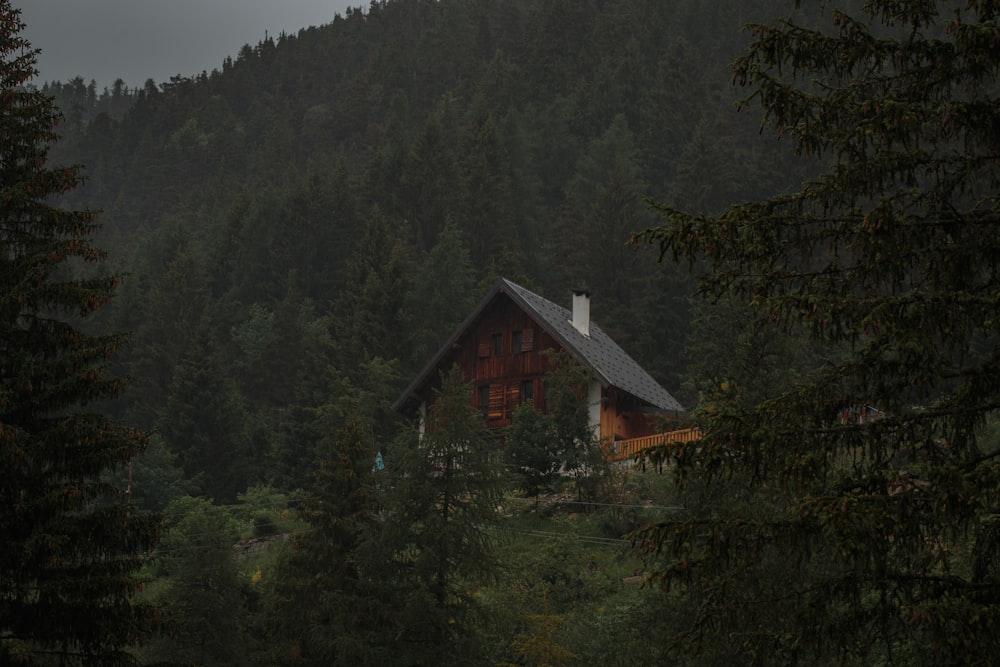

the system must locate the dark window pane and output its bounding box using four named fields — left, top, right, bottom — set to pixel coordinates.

left=479, top=386, right=490, bottom=417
